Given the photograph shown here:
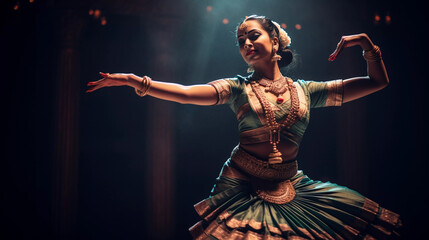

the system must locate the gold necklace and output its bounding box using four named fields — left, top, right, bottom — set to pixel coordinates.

left=257, top=77, right=288, bottom=100
left=250, top=77, right=300, bottom=164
